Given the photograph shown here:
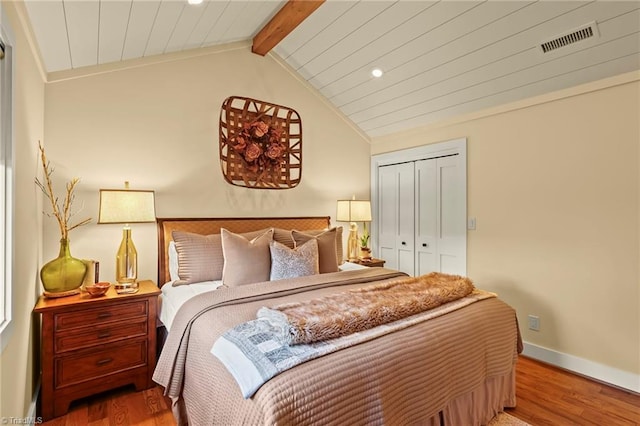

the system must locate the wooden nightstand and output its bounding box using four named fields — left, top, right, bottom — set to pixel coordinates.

left=34, top=280, right=161, bottom=420
left=350, top=257, right=386, bottom=267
